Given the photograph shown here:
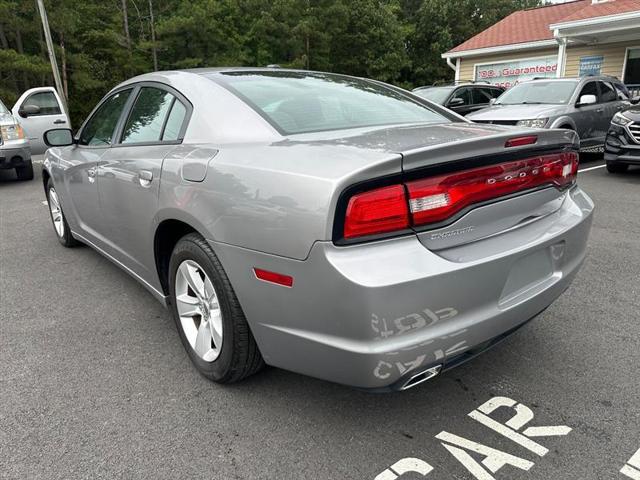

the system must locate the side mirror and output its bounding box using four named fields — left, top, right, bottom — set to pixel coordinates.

left=18, top=104, right=40, bottom=118
left=577, top=94, right=597, bottom=107
left=631, top=96, right=640, bottom=105
left=448, top=97, right=465, bottom=107
left=489, top=98, right=497, bottom=105
left=44, top=128, right=75, bottom=147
